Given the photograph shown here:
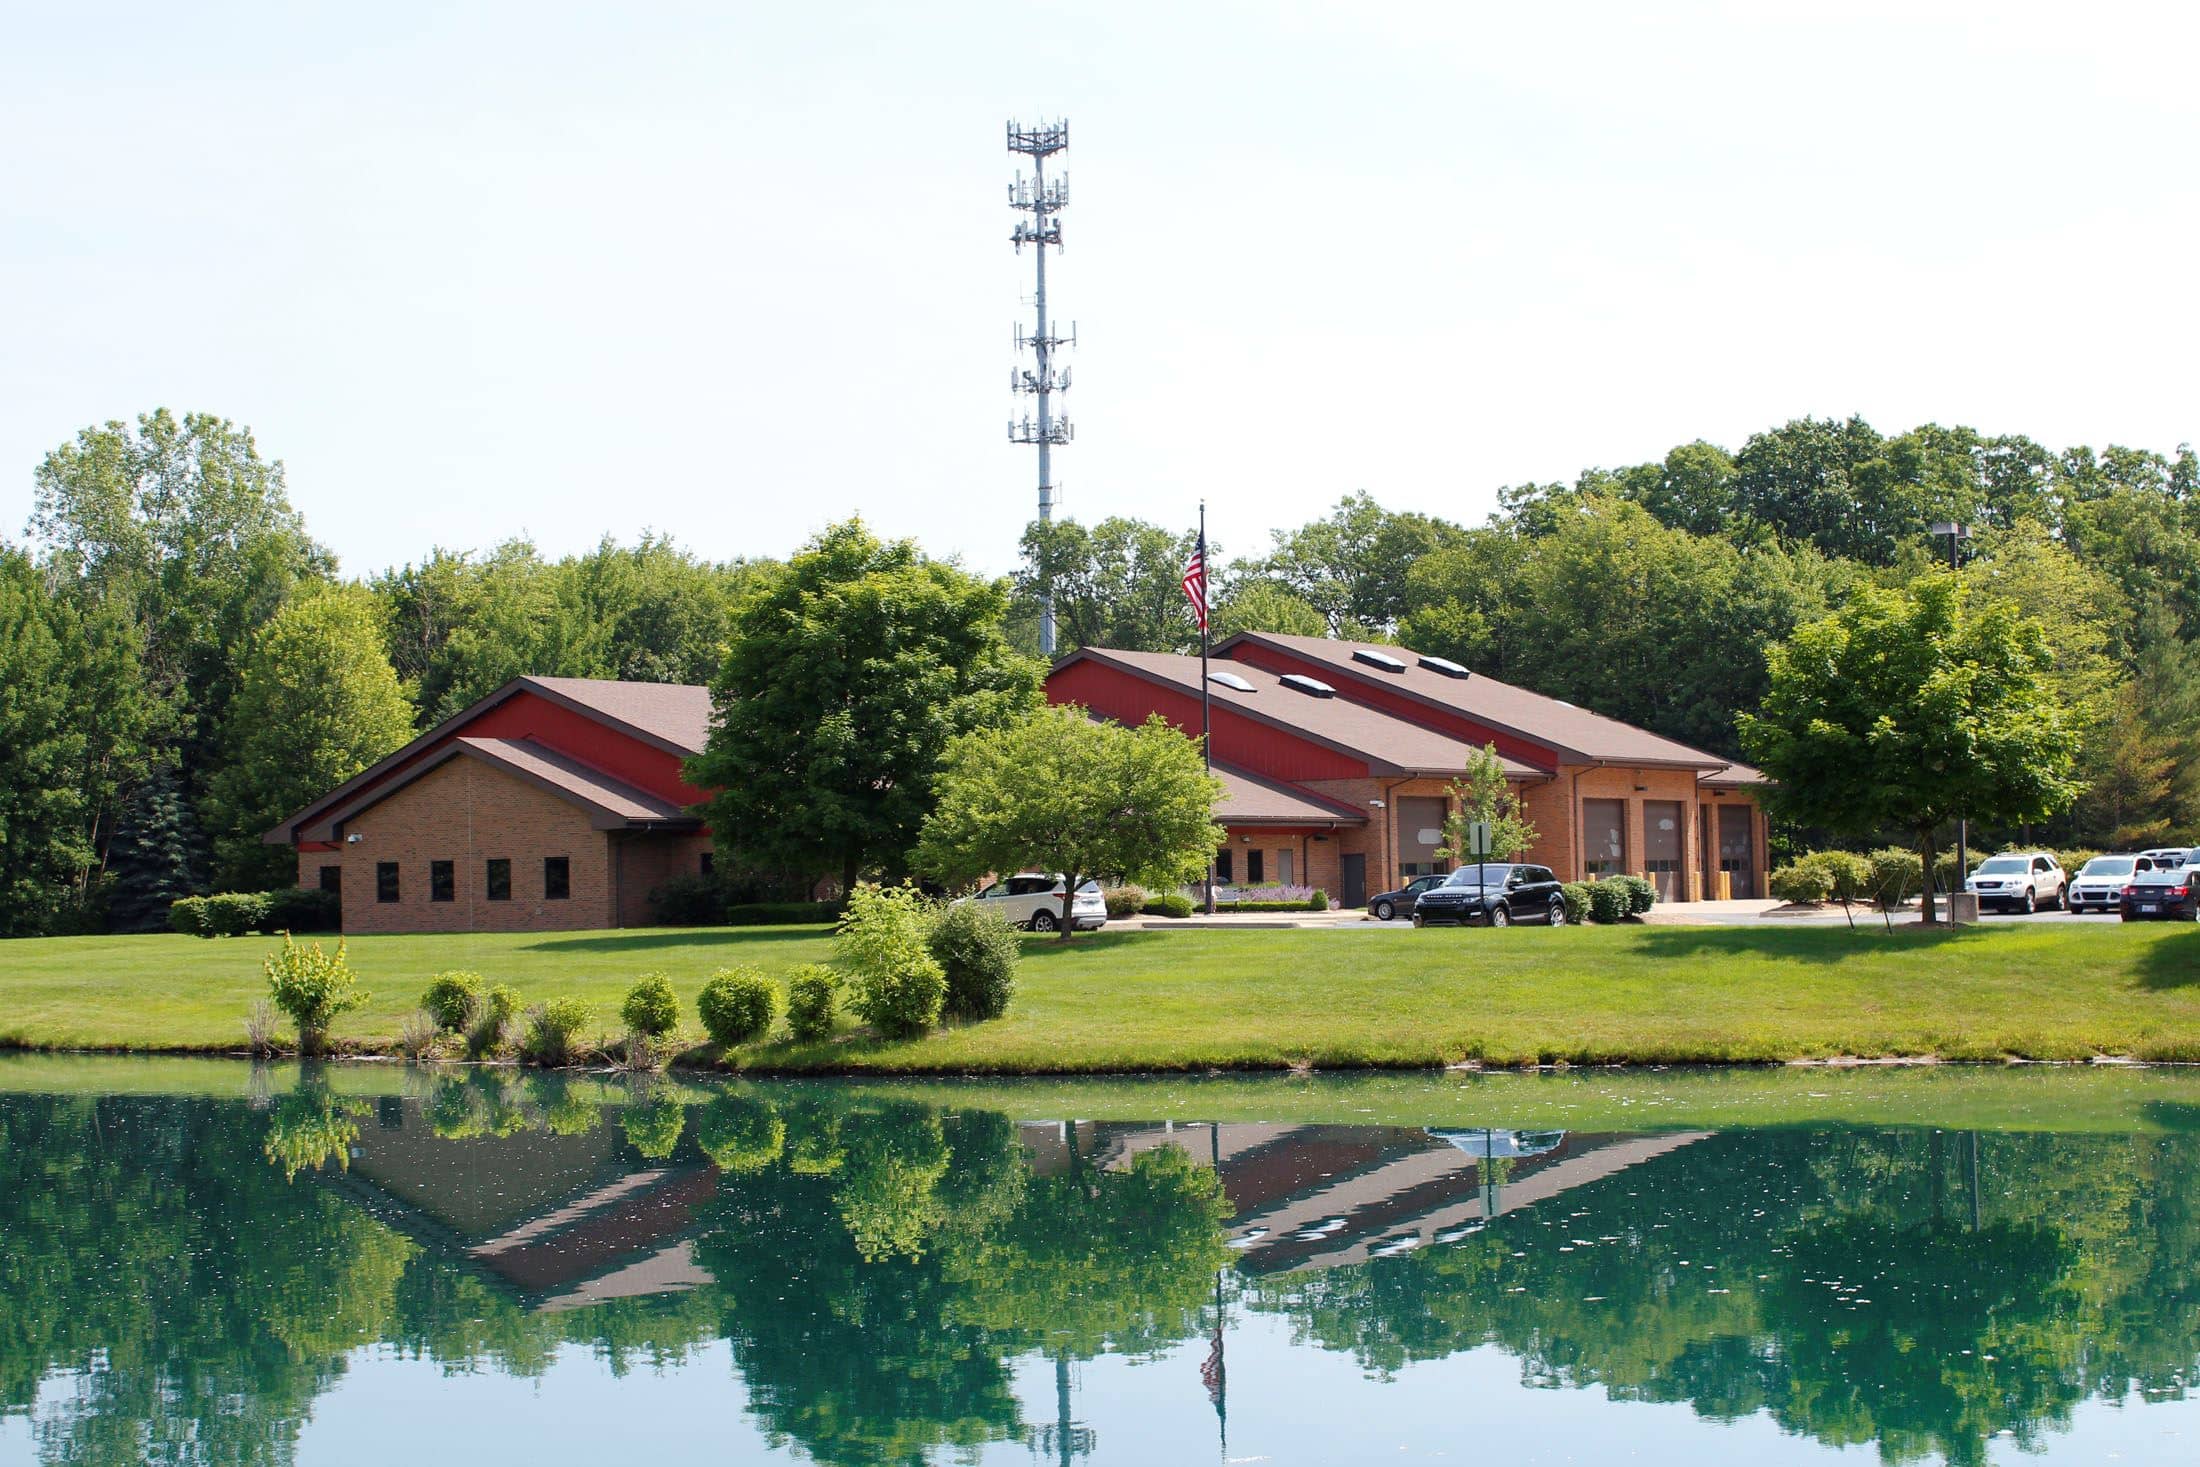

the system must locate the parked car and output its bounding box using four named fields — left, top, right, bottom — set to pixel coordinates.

left=964, top=873, right=1108, bottom=932
left=1964, top=851, right=2065, bottom=913
left=1368, top=873, right=1449, bottom=922
left=2121, top=849, right=2200, bottom=922
left=1410, top=864, right=1566, bottom=927
left=2068, top=854, right=2156, bottom=914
